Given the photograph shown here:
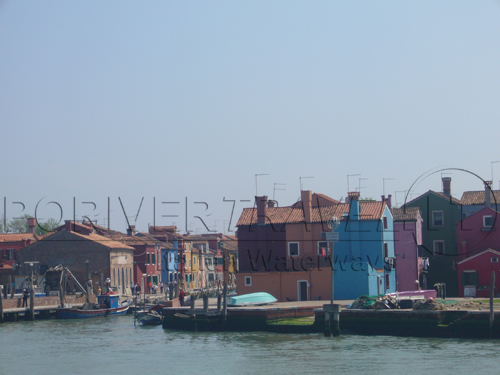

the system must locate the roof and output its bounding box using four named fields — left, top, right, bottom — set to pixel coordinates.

left=291, top=192, right=340, bottom=208
left=460, top=190, right=500, bottom=206
left=0, top=233, right=39, bottom=242
left=68, top=231, right=135, bottom=250
left=458, top=248, right=500, bottom=265
left=237, top=201, right=386, bottom=227
left=402, top=190, right=461, bottom=207
left=391, top=207, right=421, bottom=222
